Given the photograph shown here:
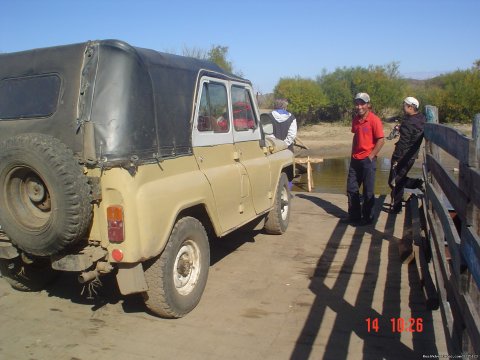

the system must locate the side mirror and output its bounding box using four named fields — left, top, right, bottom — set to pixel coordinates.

left=260, top=113, right=273, bottom=135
